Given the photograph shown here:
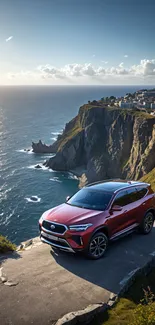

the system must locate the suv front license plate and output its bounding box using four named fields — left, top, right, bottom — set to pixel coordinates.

left=41, top=231, right=59, bottom=241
